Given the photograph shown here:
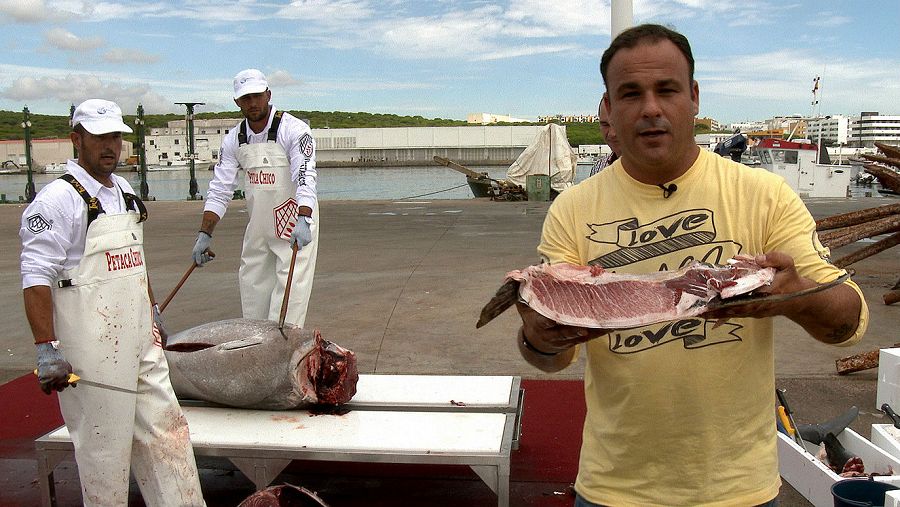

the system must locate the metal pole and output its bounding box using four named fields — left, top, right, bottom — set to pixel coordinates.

left=70, top=104, right=78, bottom=159
left=611, top=0, right=633, bottom=39
left=176, top=102, right=205, bottom=200
left=136, top=104, right=149, bottom=200
left=22, top=106, right=36, bottom=202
